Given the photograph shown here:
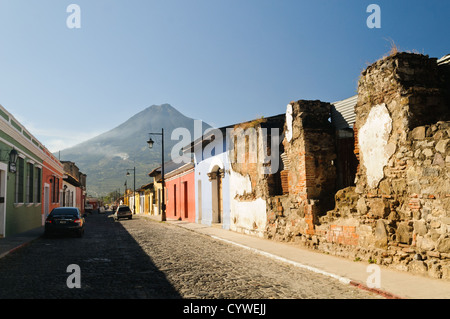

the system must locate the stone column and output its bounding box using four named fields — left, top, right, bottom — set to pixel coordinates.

left=283, top=100, right=337, bottom=229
